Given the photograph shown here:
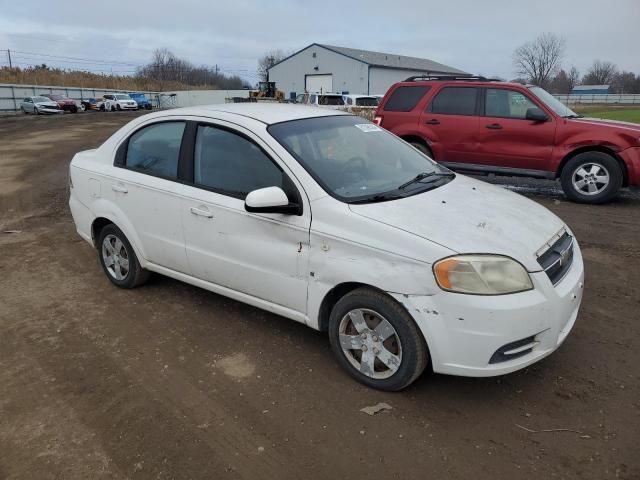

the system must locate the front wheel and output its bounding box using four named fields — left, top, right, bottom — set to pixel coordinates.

left=34, top=107, right=39, bottom=115
left=328, top=288, right=429, bottom=391
left=560, top=152, right=623, bottom=204
left=98, top=224, right=150, bottom=289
